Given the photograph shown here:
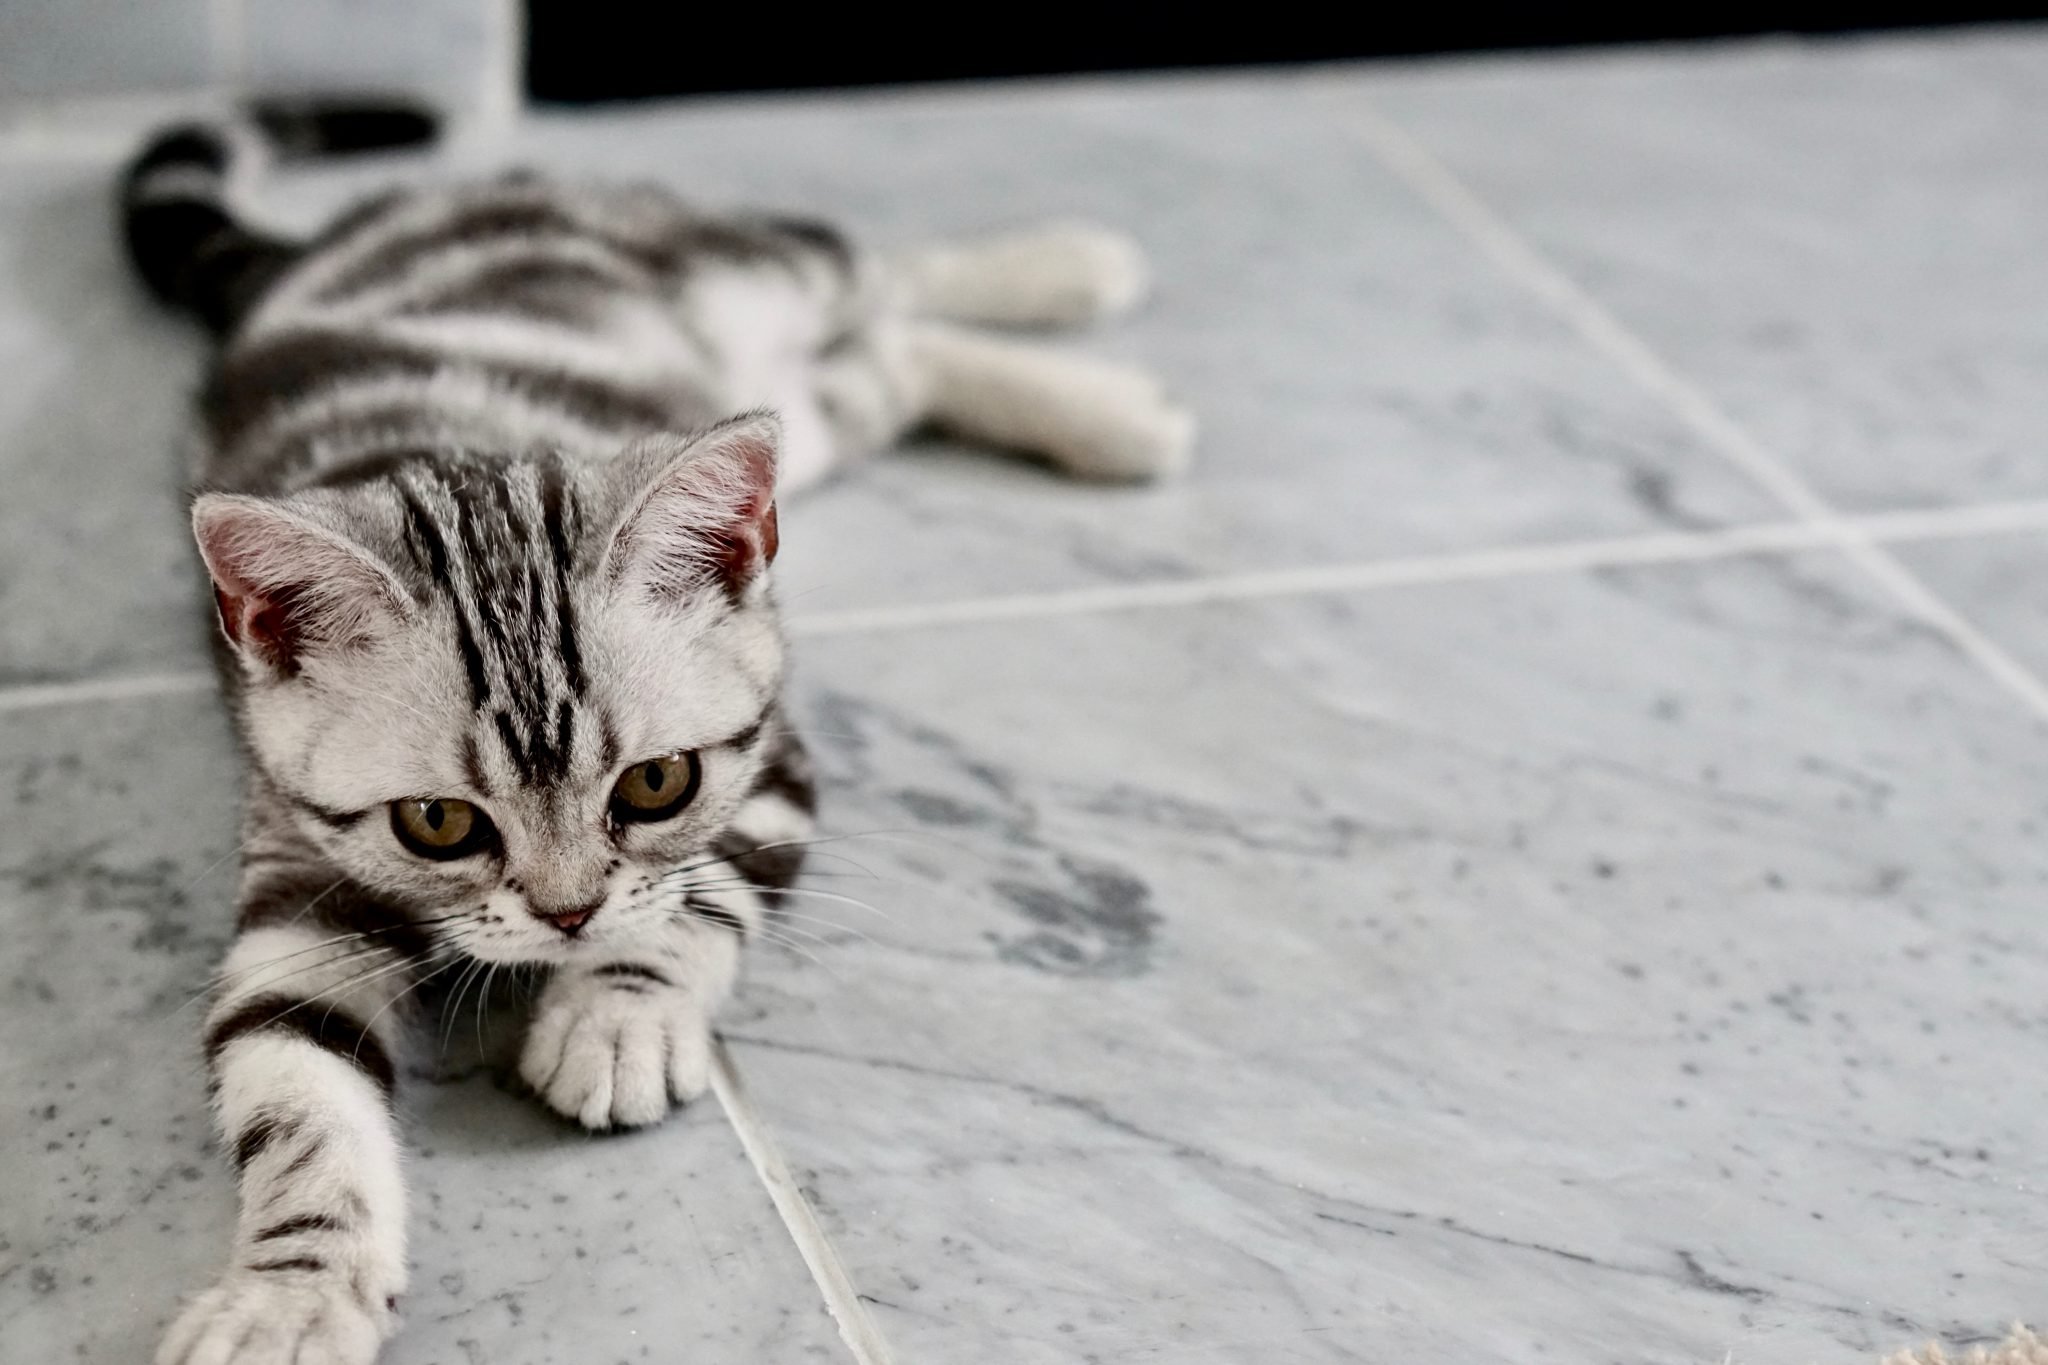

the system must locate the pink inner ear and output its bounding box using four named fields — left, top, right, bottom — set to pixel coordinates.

left=612, top=419, right=783, bottom=598
left=714, top=496, right=779, bottom=584
left=193, top=495, right=400, bottom=672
